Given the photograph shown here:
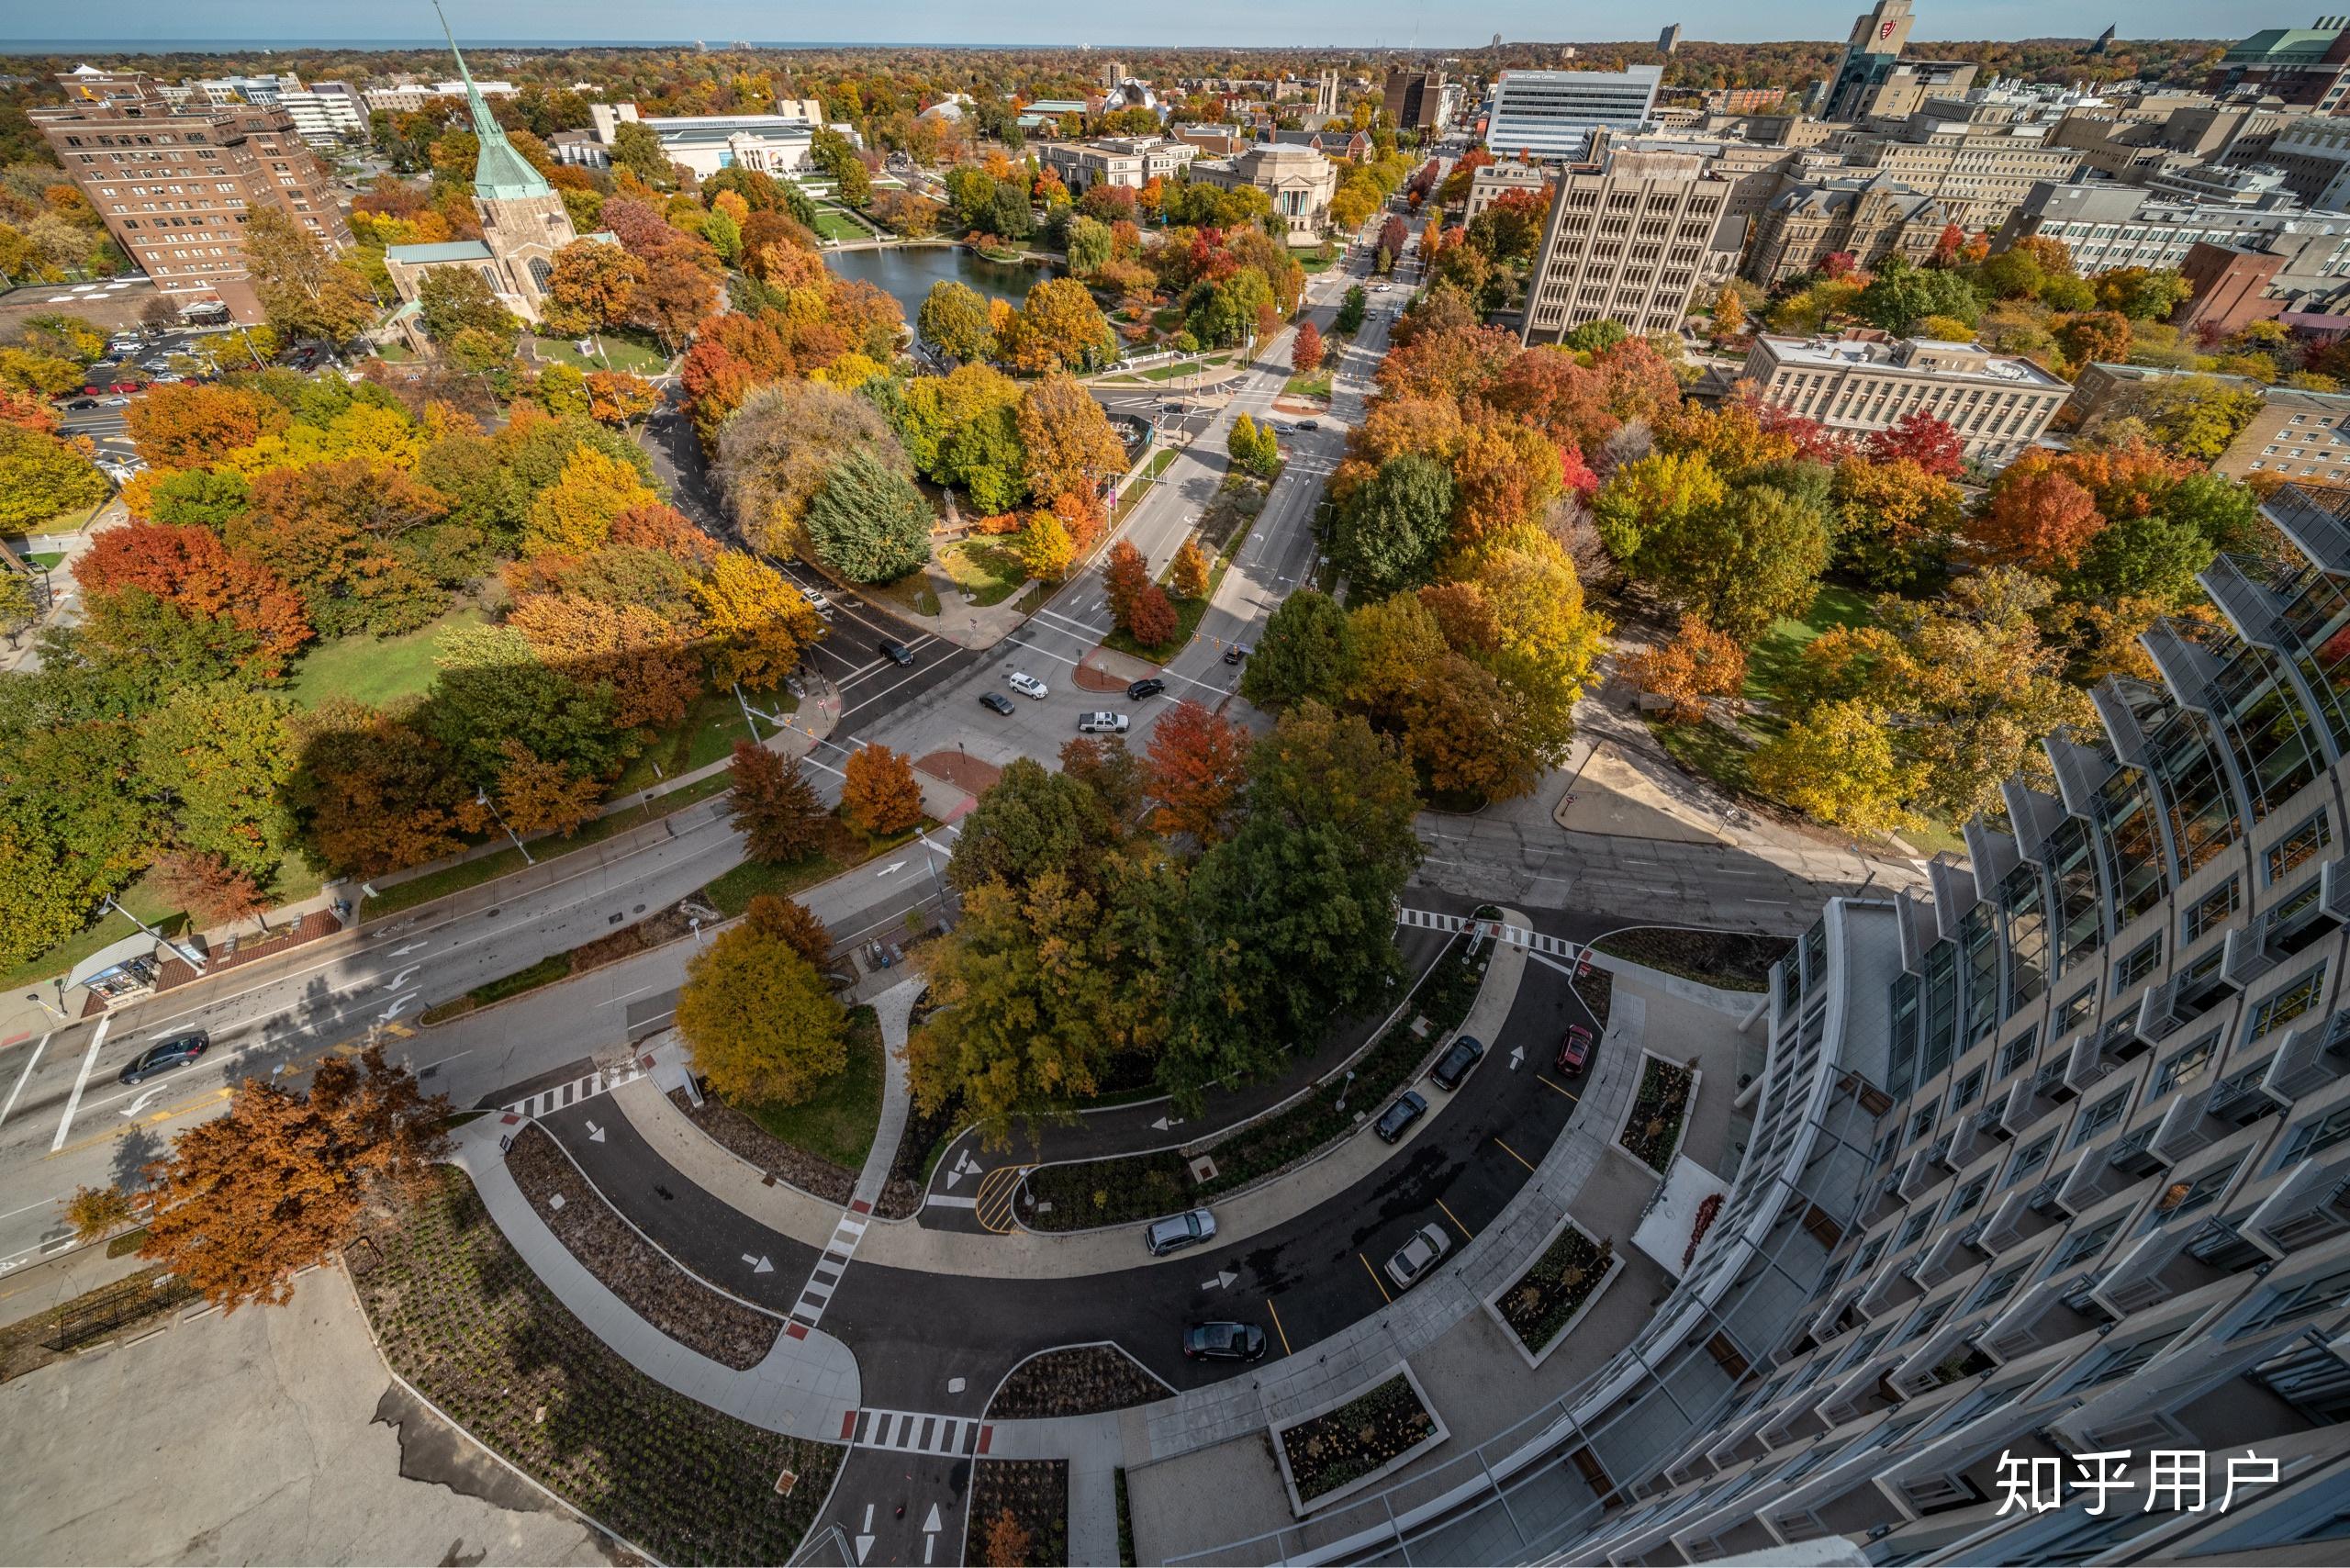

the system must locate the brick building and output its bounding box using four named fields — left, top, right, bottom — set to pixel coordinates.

left=1743, top=173, right=1946, bottom=286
